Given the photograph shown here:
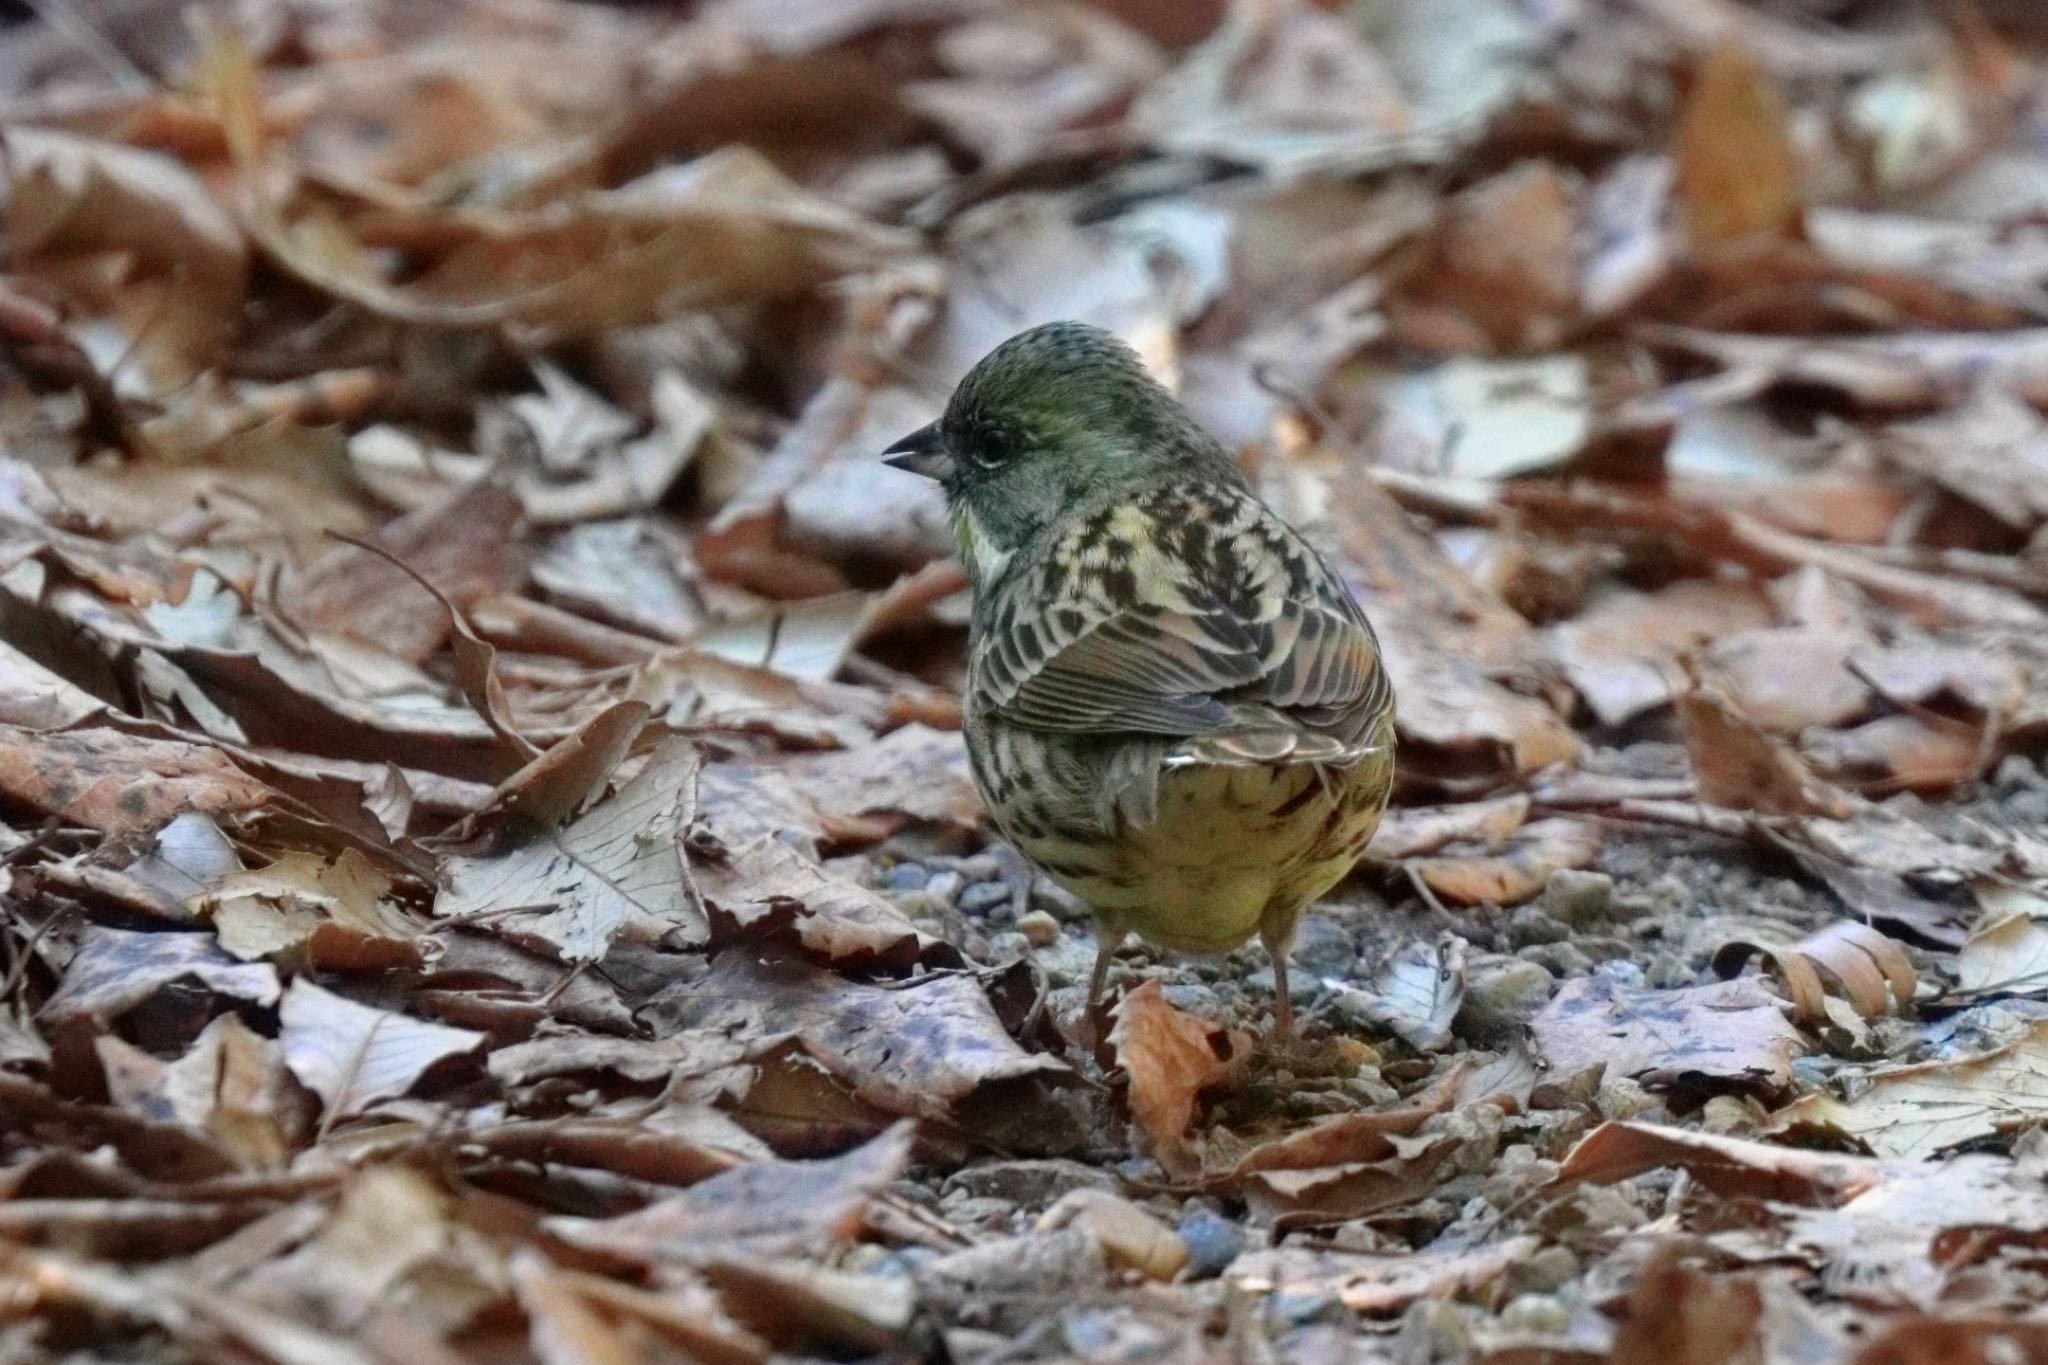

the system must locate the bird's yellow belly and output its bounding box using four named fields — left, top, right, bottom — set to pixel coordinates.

left=1018, top=743, right=1394, bottom=955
